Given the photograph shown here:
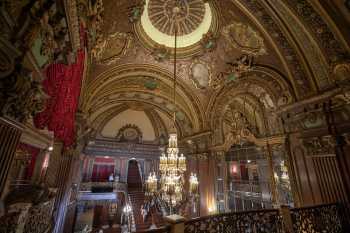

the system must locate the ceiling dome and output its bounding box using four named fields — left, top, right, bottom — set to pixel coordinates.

left=136, top=0, right=218, bottom=52
left=148, top=0, right=206, bottom=36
